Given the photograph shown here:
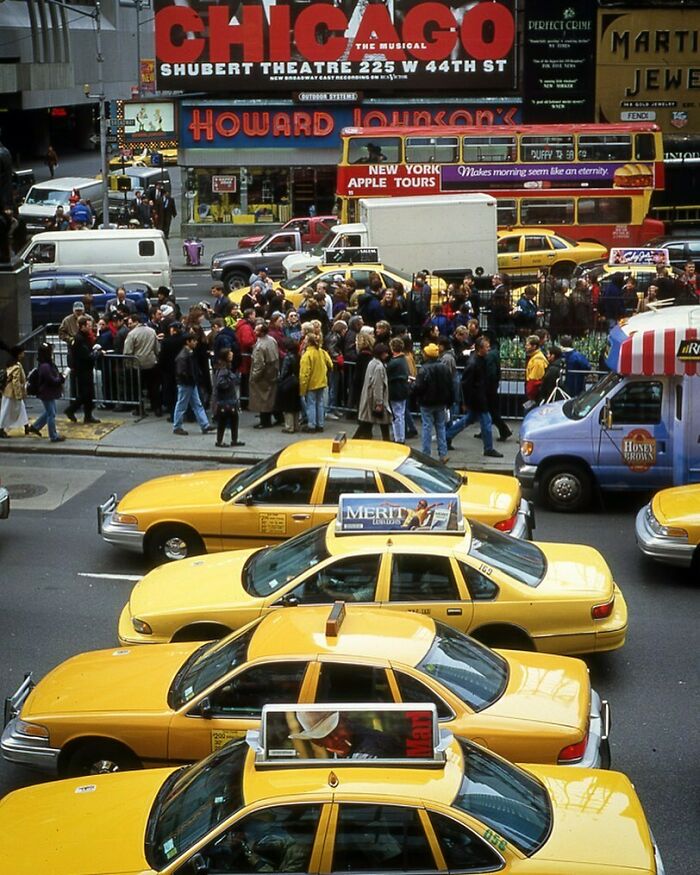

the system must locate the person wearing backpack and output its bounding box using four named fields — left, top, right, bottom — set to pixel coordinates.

left=0, top=345, right=29, bottom=438
left=212, top=348, right=244, bottom=448
left=26, top=342, right=65, bottom=442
